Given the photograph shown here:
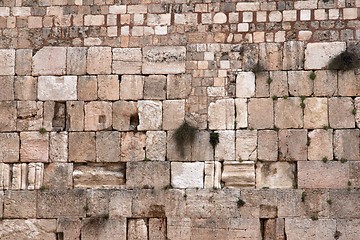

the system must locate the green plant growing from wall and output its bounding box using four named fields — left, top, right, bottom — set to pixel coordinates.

left=173, top=121, right=198, bottom=157
left=237, top=199, right=245, bottom=208
left=327, top=51, right=360, bottom=71
left=39, top=127, right=46, bottom=134
left=309, top=71, right=316, bottom=80
left=209, top=131, right=219, bottom=149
